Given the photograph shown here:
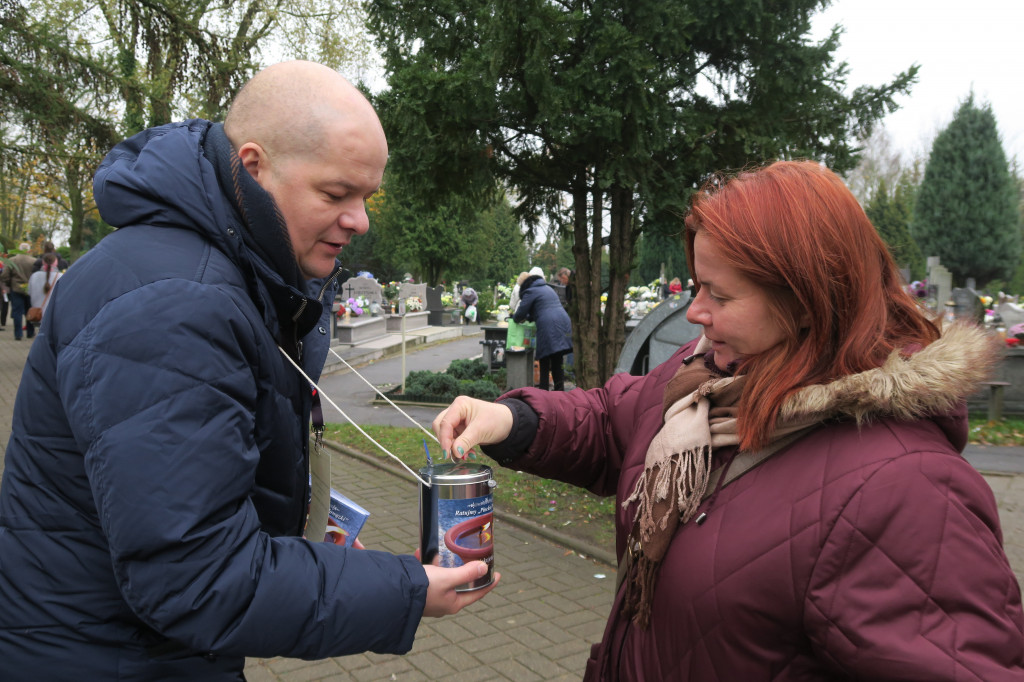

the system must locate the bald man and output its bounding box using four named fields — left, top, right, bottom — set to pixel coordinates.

left=0, top=61, right=497, bottom=681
